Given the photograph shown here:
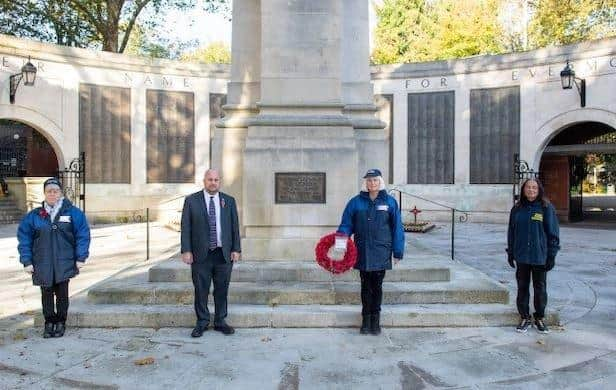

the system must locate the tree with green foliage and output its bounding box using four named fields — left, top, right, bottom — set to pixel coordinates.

left=433, top=0, right=503, bottom=60
left=0, top=0, right=97, bottom=47
left=123, top=22, right=199, bottom=59
left=528, top=0, right=616, bottom=48
left=180, top=41, right=231, bottom=64
left=371, top=0, right=505, bottom=64
left=0, top=0, right=228, bottom=53
left=371, top=0, right=439, bottom=64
